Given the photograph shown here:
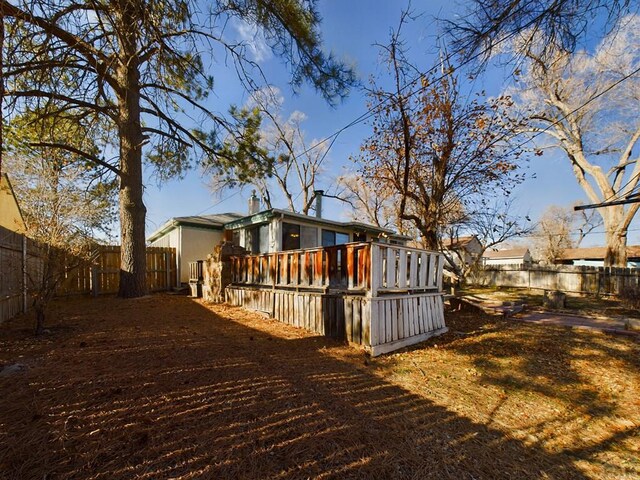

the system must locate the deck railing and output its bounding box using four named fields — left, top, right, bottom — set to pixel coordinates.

left=222, top=242, right=447, bottom=356
left=229, top=242, right=444, bottom=296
